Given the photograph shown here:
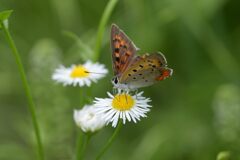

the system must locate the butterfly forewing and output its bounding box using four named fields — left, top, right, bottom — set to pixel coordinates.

left=111, top=24, right=138, bottom=75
